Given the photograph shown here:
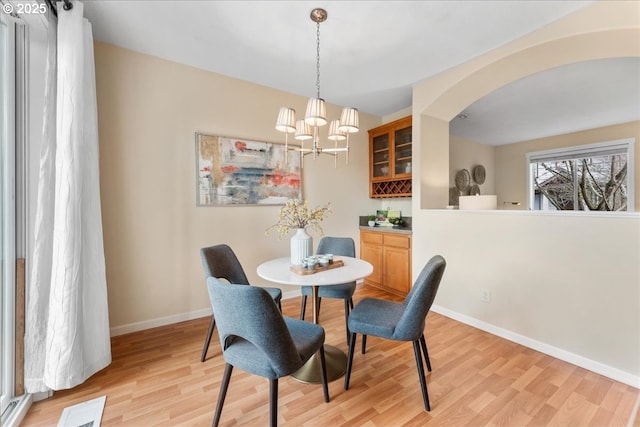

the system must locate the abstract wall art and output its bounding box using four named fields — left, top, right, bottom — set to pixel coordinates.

left=195, top=133, right=302, bottom=206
